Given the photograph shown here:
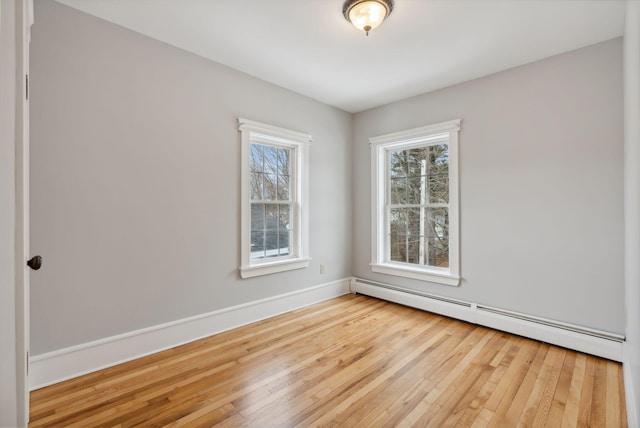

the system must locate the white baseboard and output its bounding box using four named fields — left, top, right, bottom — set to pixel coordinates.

left=475, top=309, right=623, bottom=362
left=350, top=277, right=475, bottom=323
left=29, top=278, right=351, bottom=390
left=624, top=344, right=639, bottom=428
left=351, top=277, right=624, bottom=362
